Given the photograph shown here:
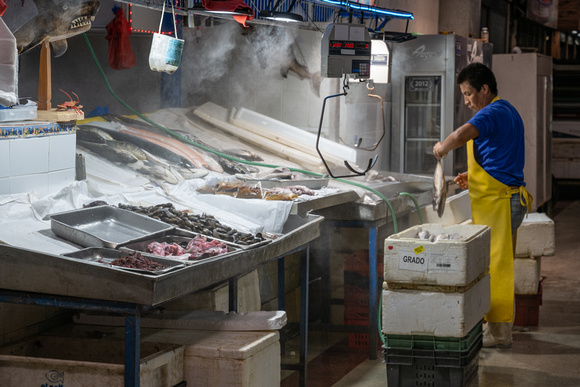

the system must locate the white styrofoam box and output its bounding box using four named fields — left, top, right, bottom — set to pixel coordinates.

left=0, top=335, right=184, bottom=387
left=384, top=223, right=490, bottom=286
left=381, top=274, right=490, bottom=337
left=48, top=168, right=75, bottom=196
left=0, top=178, right=8, bottom=195
left=143, top=330, right=280, bottom=387
left=164, top=269, right=261, bottom=313
left=49, top=133, right=76, bottom=171
left=9, top=136, right=49, bottom=176
left=418, top=190, right=472, bottom=226
left=0, top=140, right=9, bottom=178
left=515, top=212, right=555, bottom=257
left=10, top=173, right=48, bottom=197
left=515, top=256, right=542, bottom=295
